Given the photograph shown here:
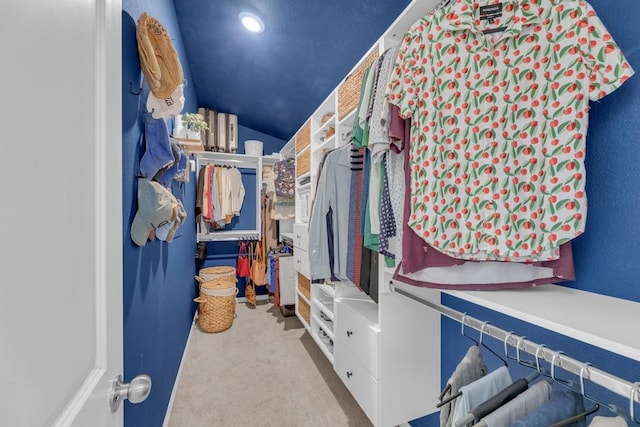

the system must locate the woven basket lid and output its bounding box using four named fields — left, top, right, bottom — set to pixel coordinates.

left=200, top=266, right=235, bottom=275
left=200, top=279, right=236, bottom=290
left=196, top=274, right=236, bottom=289
left=136, top=13, right=184, bottom=99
